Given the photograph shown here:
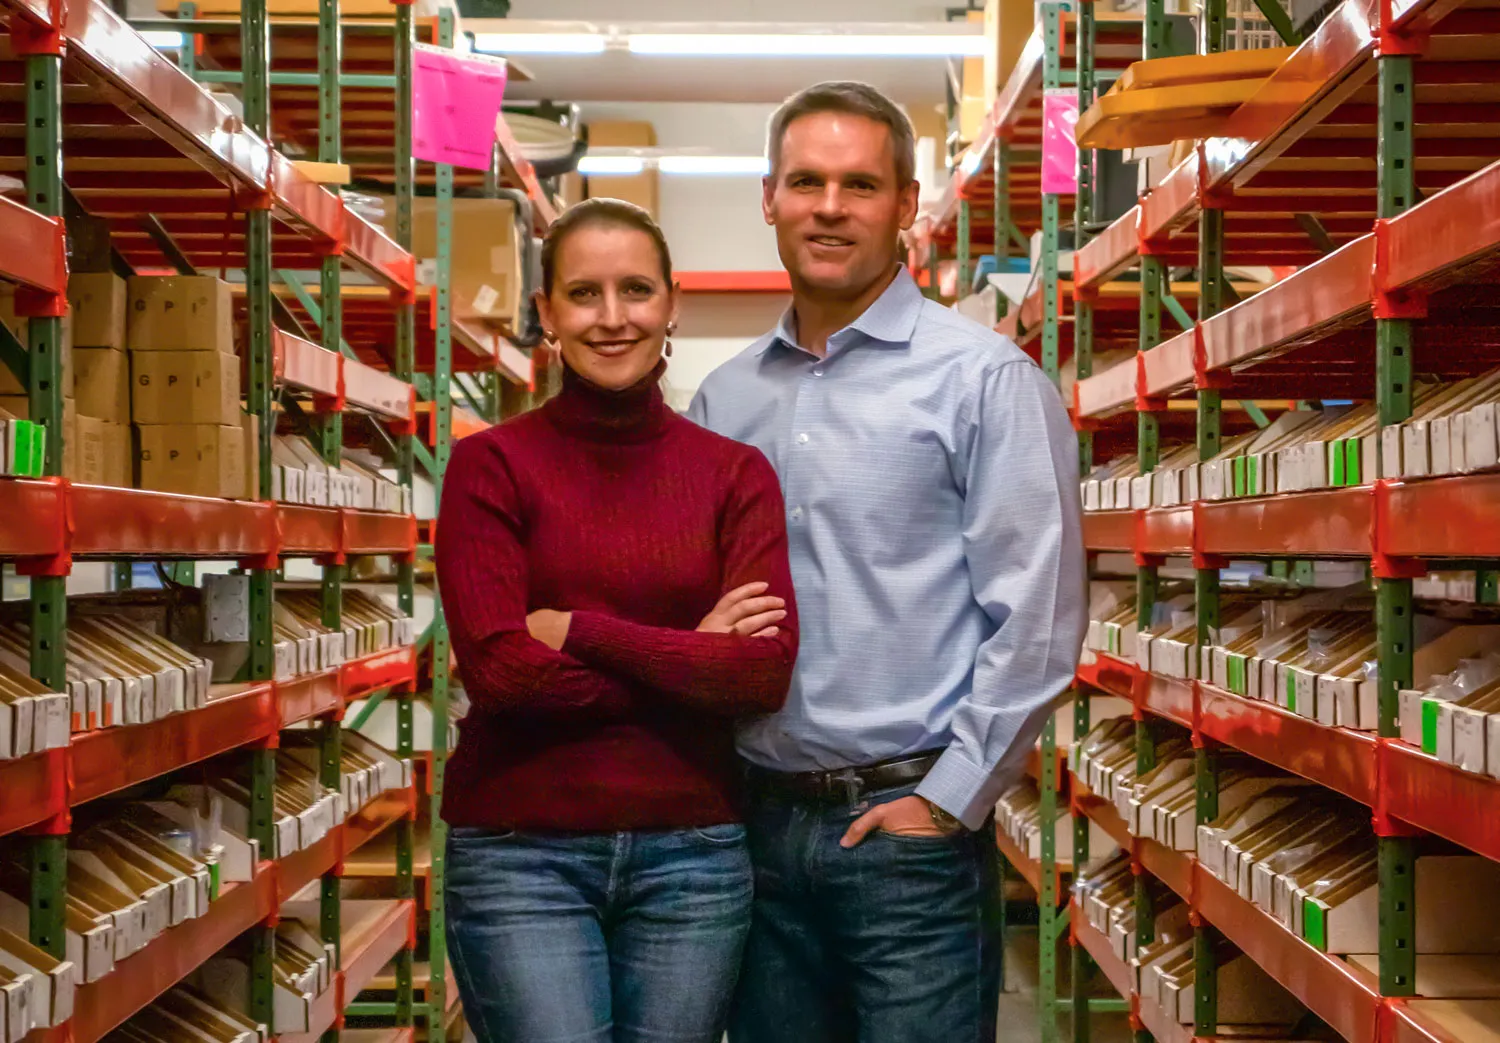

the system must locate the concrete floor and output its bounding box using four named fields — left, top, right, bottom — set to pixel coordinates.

left=999, top=925, right=1133, bottom=1043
